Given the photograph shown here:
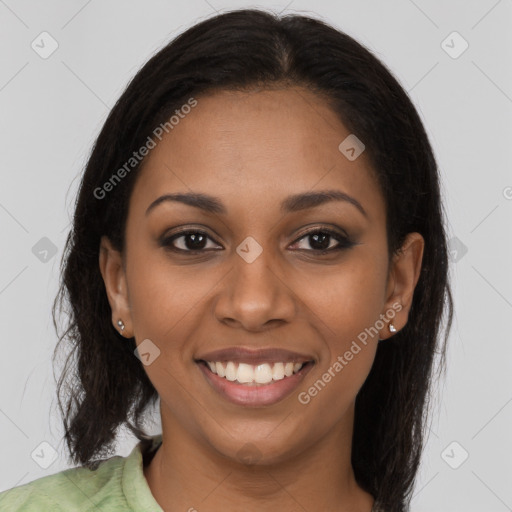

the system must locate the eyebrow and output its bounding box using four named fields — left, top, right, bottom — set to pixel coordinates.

left=145, top=190, right=367, bottom=218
